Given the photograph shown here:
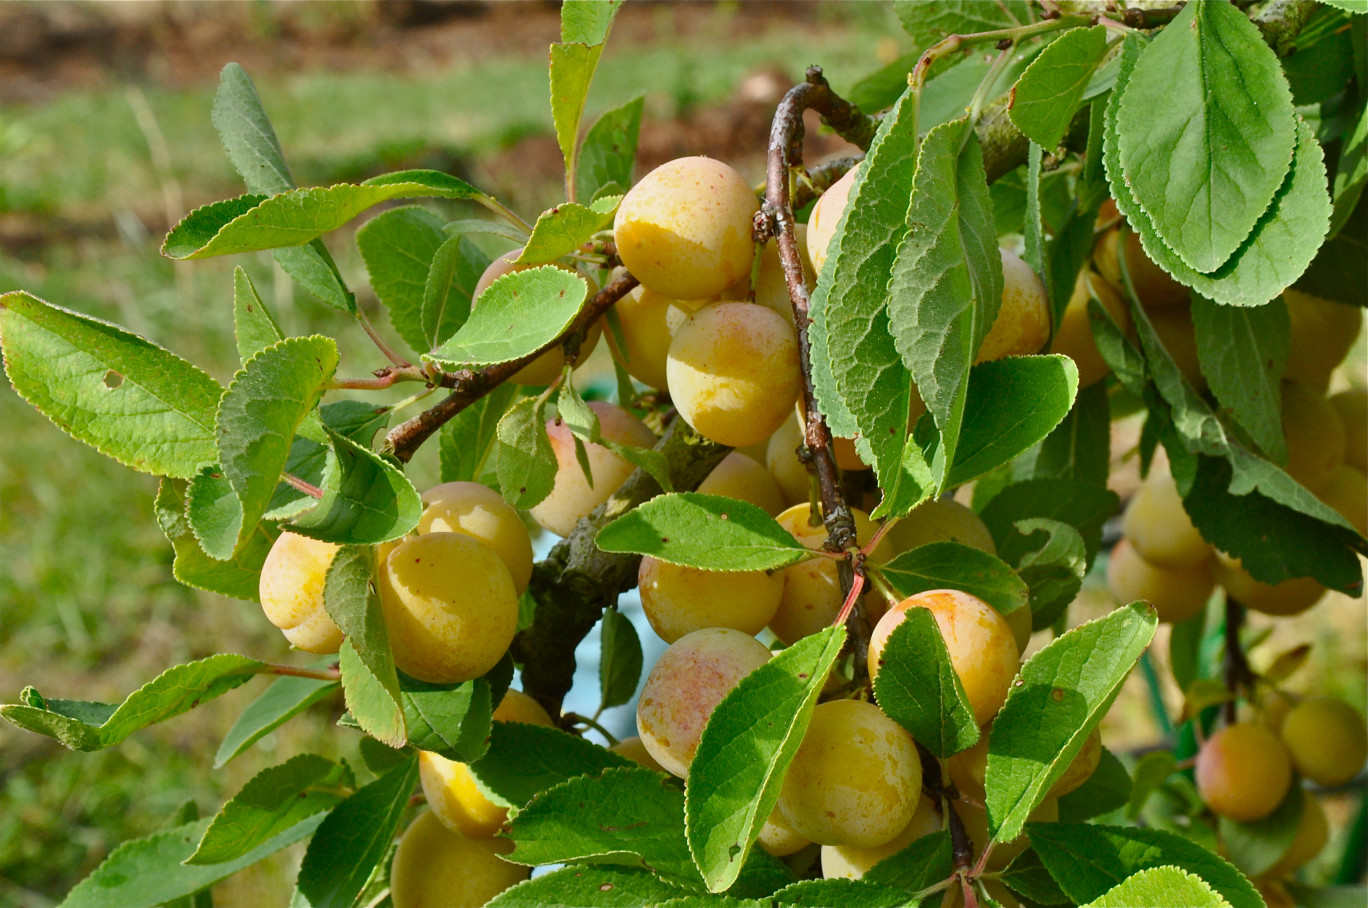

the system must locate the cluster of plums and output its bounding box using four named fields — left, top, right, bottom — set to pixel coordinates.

left=251, top=155, right=1364, bottom=907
